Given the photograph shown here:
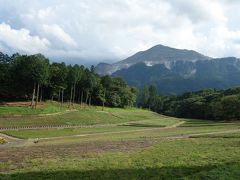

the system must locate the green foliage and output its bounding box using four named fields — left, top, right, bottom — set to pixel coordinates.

left=30, top=54, right=49, bottom=86
left=139, top=86, right=240, bottom=120
left=49, top=62, right=68, bottom=90
left=0, top=138, right=6, bottom=144
left=139, top=85, right=162, bottom=111
left=0, top=52, right=136, bottom=108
